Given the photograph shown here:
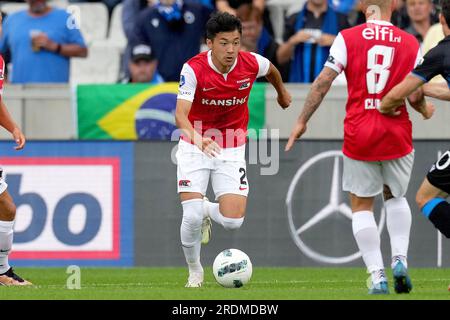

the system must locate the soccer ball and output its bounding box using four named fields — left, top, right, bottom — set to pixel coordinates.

left=212, top=248, right=252, bottom=288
